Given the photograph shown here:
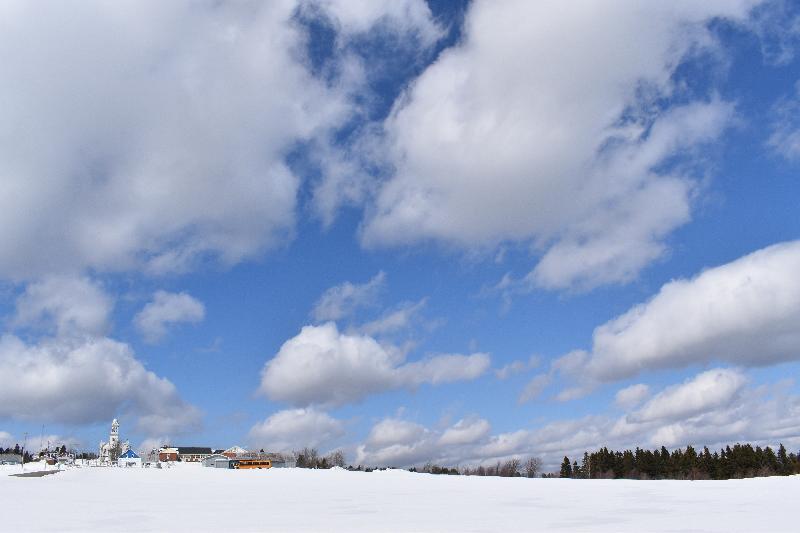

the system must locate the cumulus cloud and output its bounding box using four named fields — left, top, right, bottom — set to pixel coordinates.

left=629, top=369, right=746, bottom=423
left=12, top=276, right=113, bottom=337
left=358, top=298, right=426, bottom=337
left=134, top=290, right=205, bottom=344
left=0, top=1, right=440, bottom=280
left=614, top=384, right=651, bottom=409
left=137, top=437, right=171, bottom=456
left=518, top=374, right=551, bottom=404
left=367, top=418, right=426, bottom=447
left=0, top=431, right=14, bottom=448
left=495, top=355, right=539, bottom=380
left=570, top=240, right=800, bottom=382
left=308, top=0, right=442, bottom=45
left=311, top=272, right=386, bottom=322
left=356, top=416, right=490, bottom=467
left=0, top=334, right=201, bottom=436
left=258, top=322, right=490, bottom=406
left=354, top=0, right=755, bottom=290
left=353, top=368, right=800, bottom=470
left=248, top=407, right=345, bottom=451
left=438, top=418, right=491, bottom=446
